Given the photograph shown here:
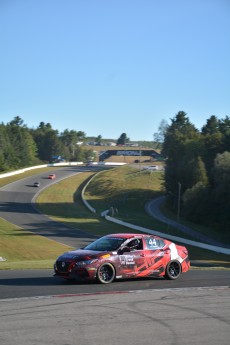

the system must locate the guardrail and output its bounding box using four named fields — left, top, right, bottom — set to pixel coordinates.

left=81, top=173, right=230, bottom=255
left=81, top=174, right=97, bottom=214
left=0, top=161, right=126, bottom=179
left=0, top=162, right=85, bottom=179
left=104, top=215, right=230, bottom=255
